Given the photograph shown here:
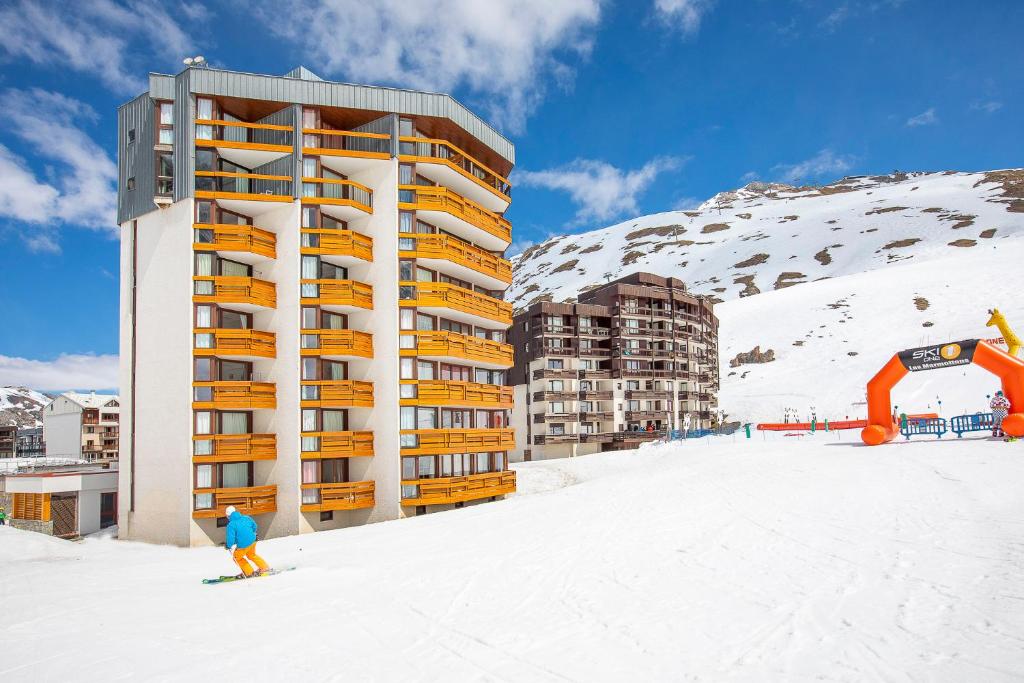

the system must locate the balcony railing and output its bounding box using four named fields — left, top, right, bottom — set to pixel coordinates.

left=300, top=431, right=374, bottom=459
left=301, top=279, right=373, bottom=309
left=624, top=390, right=671, bottom=400
left=580, top=412, right=614, bottom=422
left=194, top=223, right=276, bottom=259
left=301, top=229, right=373, bottom=262
left=400, top=282, right=512, bottom=325
left=534, top=434, right=579, bottom=445
left=402, top=380, right=513, bottom=408
left=302, top=127, right=391, bottom=157
left=613, top=430, right=667, bottom=441
left=579, top=432, right=614, bottom=443
left=532, top=391, right=578, bottom=401
left=398, top=233, right=512, bottom=284
left=192, top=485, right=277, bottom=519
left=401, top=470, right=516, bottom=506
left=398, top=185, right=511, bottom=245
left=301, top=178, right=373, bottom=213
left=192, top=381, right=276, bottom=410
left=194, top=328, right=276, bottom=359
left=533, top=413, right=579, bottom=423
left=300, top=480, right=375, bottom=512
left=195, top=119, right=293, bottom=148
left=625, top=410, right=670, bottom=422
left=301, top=380, right=374, bottom=408
left=193, top=276, right=276, bottom=309
left=579, top=391, right=613, bottom=400
left=301, top=329, right=373, bottom=359
left=192, top=434, right=276, bottom=464
left=398, top=137, right=511, bottom=200
left=400, top=428, right=514, bottom=455
left=532, top=369, right=578, bottom=380
left=401, top=330, right=513, bottom=367
left=195, top=171, right=292, bottom=198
